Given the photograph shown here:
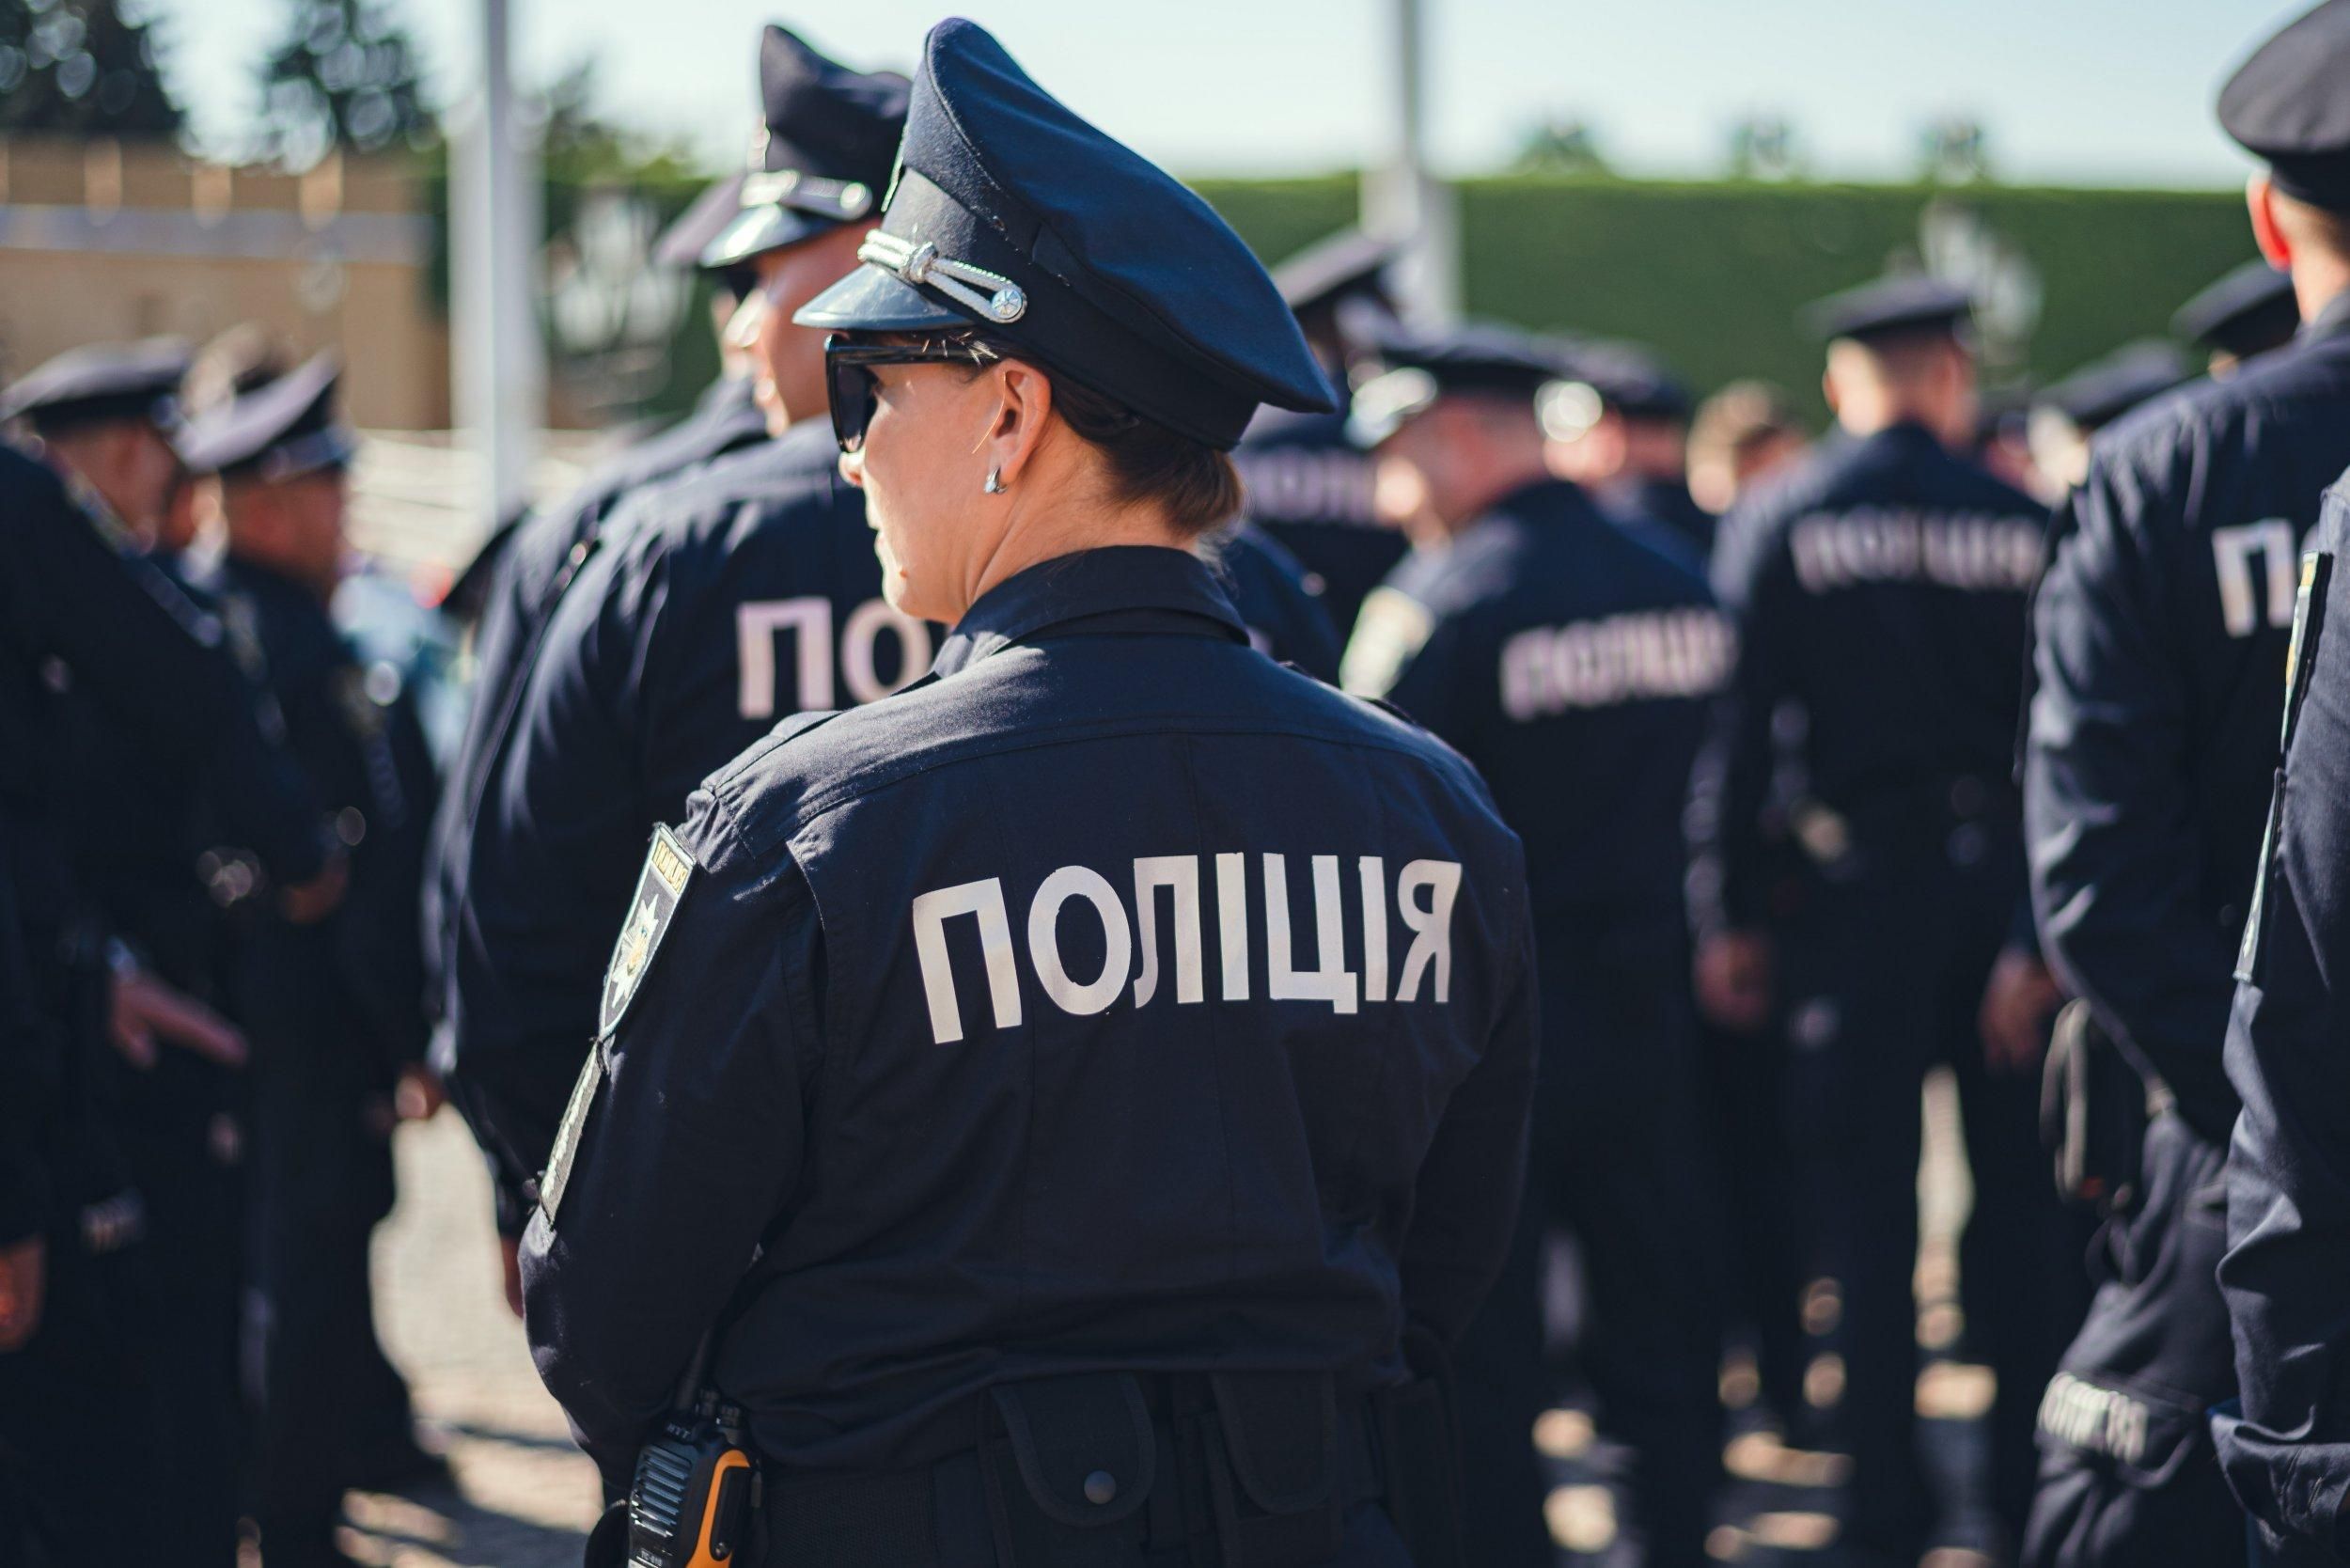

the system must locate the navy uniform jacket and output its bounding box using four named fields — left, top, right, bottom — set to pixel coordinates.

left=1342, top=478, right=1730, bottom=931
left=2027, top=294, right=2350, bottom=1142
left=1213, top=520, right=1344, bottom=682
left=2214, top=487, right=2350, bottom=1554
left=216, top=558, right=440, bottom=1094
left=1233, top=405, right=1402, bottom=643
left=522, top=546, right=1537, bottom=1489
left=445, top=420, right=929, bottom=1231
left=1690, top=422, right=2045, bottom=936
left=0, top=446, right=325, bottom=1245
left=424, top=376, right=769, bottom=1035
left=1595, top=474, right=1717, bottom=567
